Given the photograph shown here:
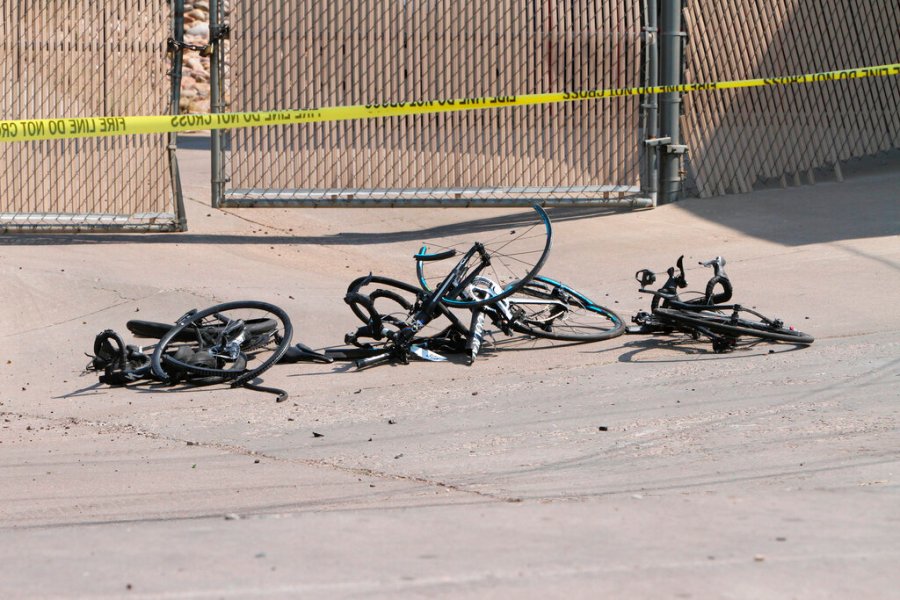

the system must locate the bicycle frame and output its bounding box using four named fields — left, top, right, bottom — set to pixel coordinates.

left=631, top=255, right=737, bottom=349
left=349, top=242, right=500, bottom=368
left=629, top=254, right=806, bottom=352
left=349, top=206, right=557, bottom=366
